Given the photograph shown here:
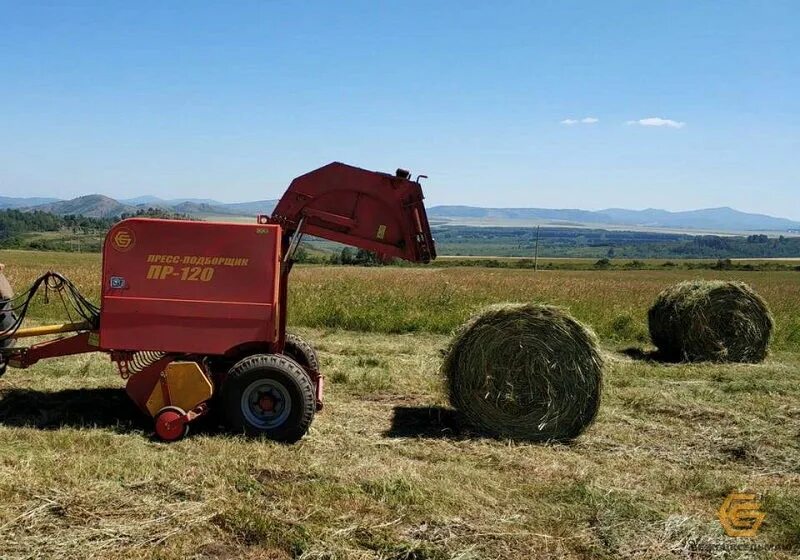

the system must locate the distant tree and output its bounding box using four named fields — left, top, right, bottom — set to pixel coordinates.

left=623, top=260, right=645, bottom=269
left=353, top=249, right=383, bottom=266
left=339, top=247, right=355, bottom=265
left=293, top=245, right=309, bottom=262
left=594, top=258, right=611, bottom=269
